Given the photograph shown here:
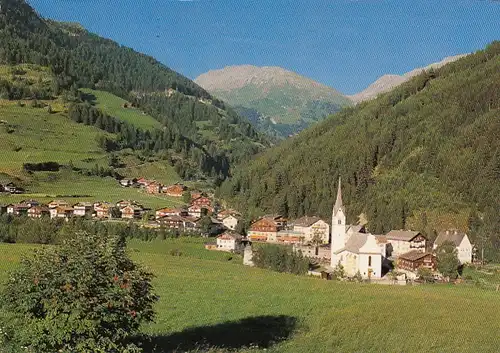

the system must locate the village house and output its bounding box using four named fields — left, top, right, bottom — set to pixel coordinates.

left=119, top=179, right=136, bottom=188
left=191, top=196, right=212, bottom=208
left=116, top=200, right=142, bottom=209
left=433, top=230, right=473, bottom=264
left=136, top=178, right=152, bottom=188
left=73, top=202, right=93, bottom=217
left=276, top=230, right=305, bottom=244
left=163, top=183, right=186, bottom=197
left=50, top=206, right=74, bottom=220
left=94, top=202, right=112, bottom=219
left=155, top=207, right=188, bottom=219
left=397, top=250, right=437, bottom=273
left=4, top=182, right=22, bottom=194
left=7, top=203, right=30, bottom=216
left=292, top=216, right=330, bottom=244
left=120, top=205, right=143, bottom=219
left=222, top=214, right=240, bottom=231
left=188, top=204, right=213, bottom=218
left=21, top=199, right=39, bottom=208
left=294, top=243, right=331, bottom=262
left=216, top=209, right=242, bottom=221
left=247, top=215, right=287, bottom=242
left=28, top=205, right=50, bottom=218
left=48, top=200, right=70, bottom=209
left=157, top=215, right=200, bottom=231
left=216, top=232, right=243, bottom=252
left=384, top=230, right=427, bottom=258
left=330, top=178, right=382, bottom=279
left=190, top=191, right=203, bottom=201
left=146, top=182, right=162, bottom=194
